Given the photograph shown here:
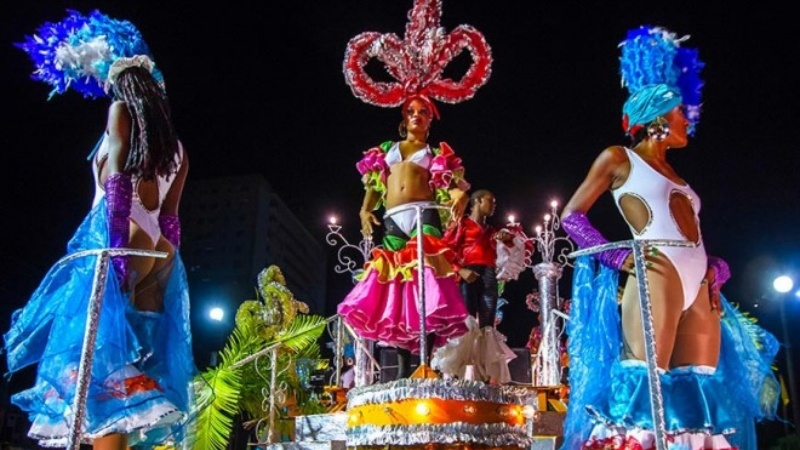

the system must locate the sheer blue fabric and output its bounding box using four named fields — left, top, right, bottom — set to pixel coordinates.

left=561, top=256, right=620, bottom=450
left=4, top=200, right=196, bottom=446
left=560, top=256, right=780, bottom=450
